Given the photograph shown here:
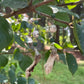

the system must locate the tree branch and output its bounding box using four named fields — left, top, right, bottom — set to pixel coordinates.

left=3, top=0, right=84, bottom=18
left=3, top=6, right=33, bottom=18
left=44, top=48, right=57, bottom=74
left=3, top=0, right=54, bottom=18
left=35, top=11, right=70, bottom=26
left=34, top=0, right=54, bottom=8
left=28, top=0, right=33, bottom=6
left=3, top=0, right=79, bottom=26
left=0, top=51, right=33, bottom=56
left=26, top=54, right=41, bottom=78
left=58, top=0, right=84, bottom=6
